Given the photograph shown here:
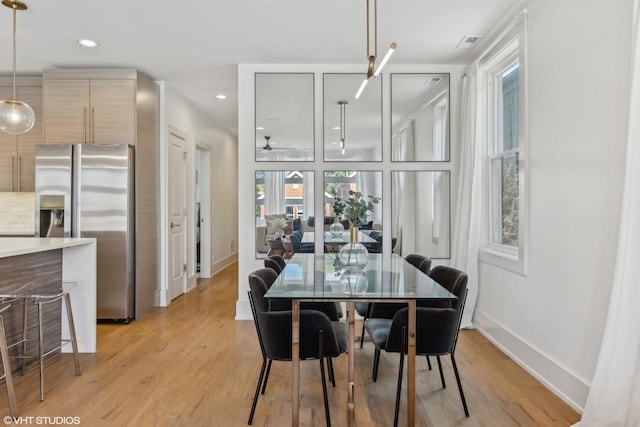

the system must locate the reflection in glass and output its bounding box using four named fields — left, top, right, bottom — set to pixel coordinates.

left=255, top=171, right=314, bottom=258
left=324, top=170, right=383, bottom=251
left=323, top=74, right=382, bottom=161
left=391, top=74, right=450, bottom=161
left=255, top=73, right=314, bottom=161
left=391, top=171, right=450, bottom=258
